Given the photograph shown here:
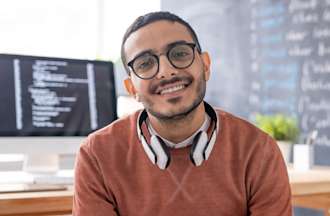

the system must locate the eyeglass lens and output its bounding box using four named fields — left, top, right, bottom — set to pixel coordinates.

left=132, top=43, right=195, bottom=79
